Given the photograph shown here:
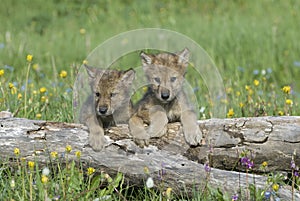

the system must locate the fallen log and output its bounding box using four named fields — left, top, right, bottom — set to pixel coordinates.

left=0, top=116, right=299, bottom=200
